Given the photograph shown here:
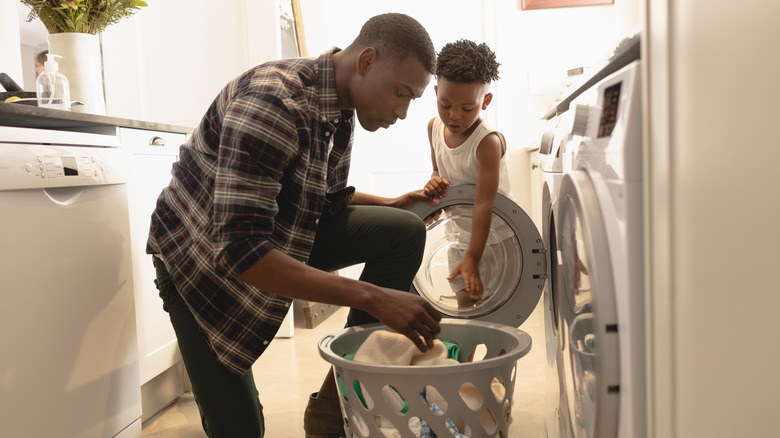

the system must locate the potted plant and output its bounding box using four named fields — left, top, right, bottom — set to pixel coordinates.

left=20, top=0, right=148, bottom=115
